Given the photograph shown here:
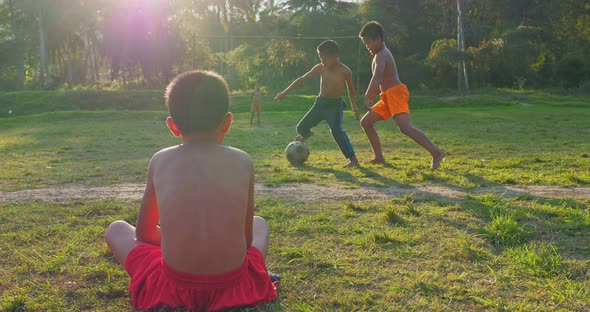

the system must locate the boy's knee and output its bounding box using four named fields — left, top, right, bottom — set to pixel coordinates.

left=360, top=117, right=373, bottom=130
left=105, top=220, right=130, bottom=240
left=253, top=216, right=268, bottom=226
left=253, top=216, right=269, bottom=231
left=330, top=127, right=344, bottom=136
